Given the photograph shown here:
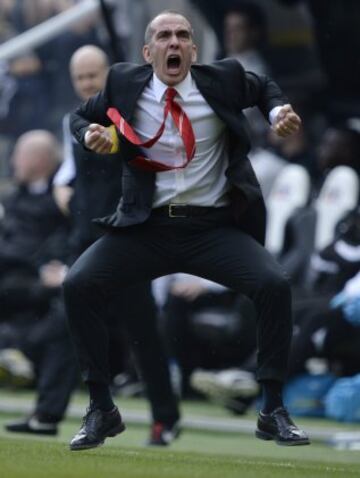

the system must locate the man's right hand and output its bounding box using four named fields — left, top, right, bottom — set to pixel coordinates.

left=84, top=123, right=114, bottom=153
